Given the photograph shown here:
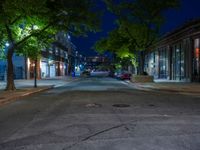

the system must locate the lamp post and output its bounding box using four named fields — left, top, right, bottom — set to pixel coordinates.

left=34, top=58, right=37, bottom=88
